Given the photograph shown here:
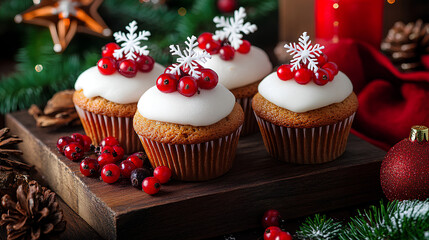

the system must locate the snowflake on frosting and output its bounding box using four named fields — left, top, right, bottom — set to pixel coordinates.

left=113, top=20, right=151, bottom=60
left=212, top=7, right=257, bottom=50
left=284, top=32, right=325, bottom=73
left=166, top=36, right=211, bottom=78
